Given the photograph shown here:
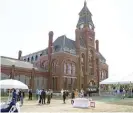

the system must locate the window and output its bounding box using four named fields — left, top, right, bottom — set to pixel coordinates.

left=72, top=64, right=75, bottom=75
left=31, top=56, right=34, bottom=62
left=27, top=58, right=30, bottom=62
left=67, top=63, right=71, bottom=75
left=35, top=55, right=38, bottom=61
left=64, top=63, right=67, bottom=74
left=52, top=61, right=57, bottom=72
left=40, top=53, right=42, bottom=56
